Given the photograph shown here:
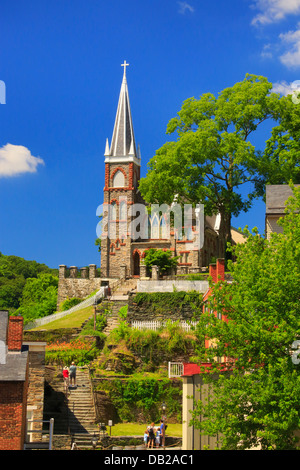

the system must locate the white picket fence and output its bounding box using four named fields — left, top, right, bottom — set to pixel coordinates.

left=131, top=320, right=198, bottom=332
